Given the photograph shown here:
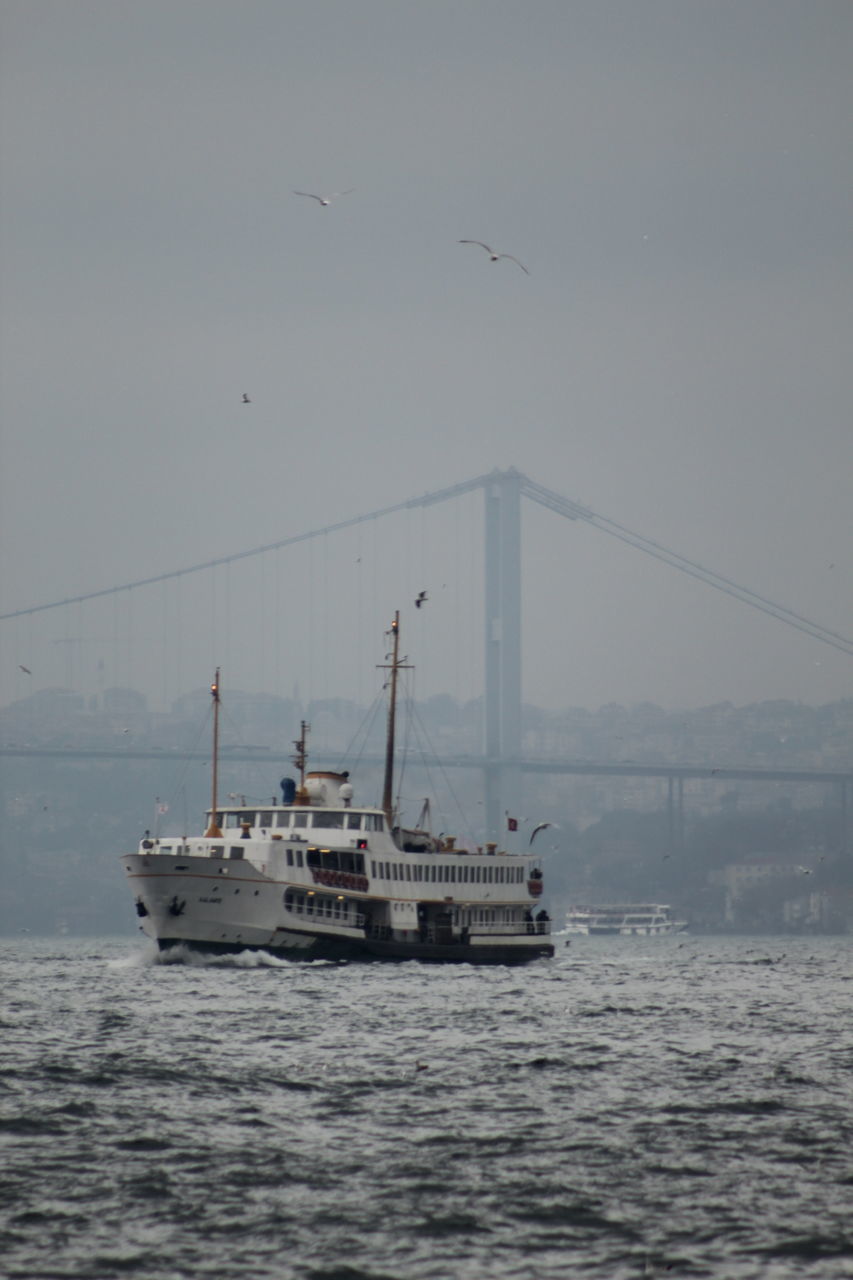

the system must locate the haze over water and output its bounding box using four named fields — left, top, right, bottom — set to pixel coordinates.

left=2, top=934, right=852, bottom=1279
left=3, top=2, right=852, bottom=714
